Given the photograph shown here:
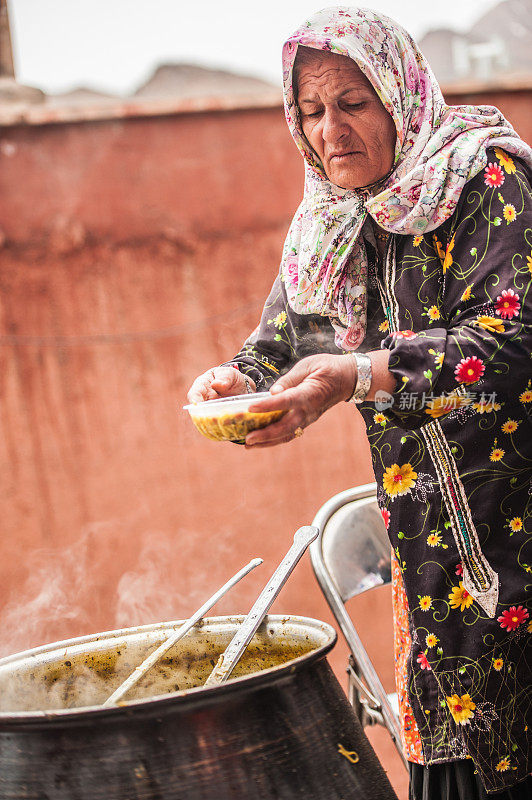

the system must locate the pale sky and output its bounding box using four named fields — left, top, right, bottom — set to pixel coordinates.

left=10, top=0, right=496, bottom=96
